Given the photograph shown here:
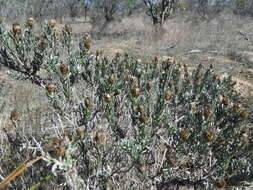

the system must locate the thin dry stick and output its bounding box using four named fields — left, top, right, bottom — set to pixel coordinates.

left=0, top=155, right=45, bottom=189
